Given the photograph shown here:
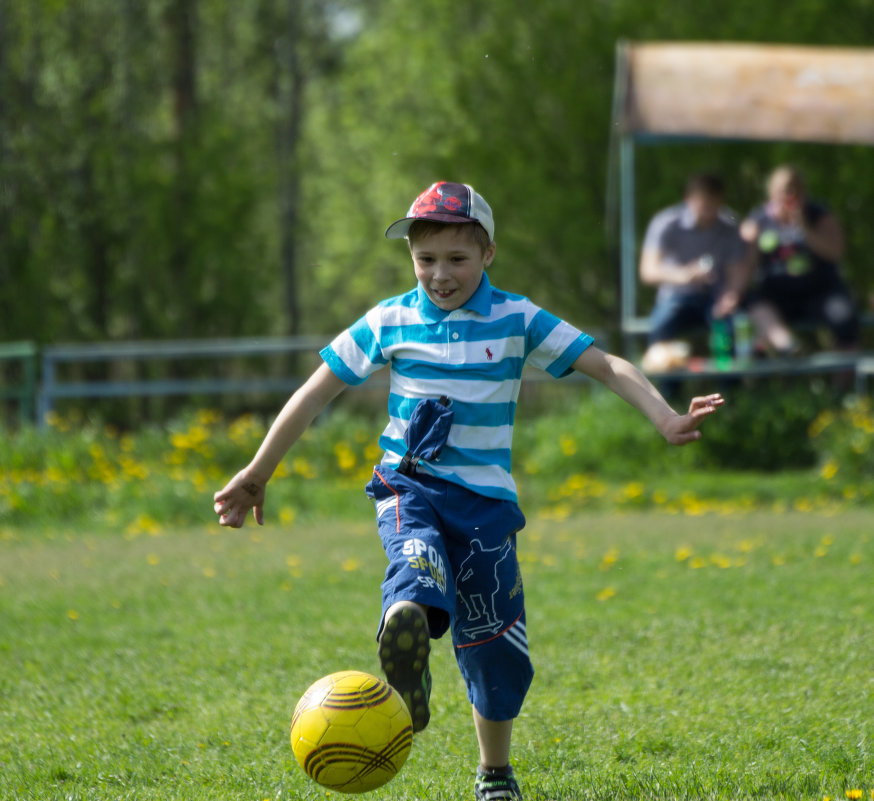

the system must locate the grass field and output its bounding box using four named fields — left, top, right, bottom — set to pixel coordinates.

left=2, top=507, right=872, bottom=800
